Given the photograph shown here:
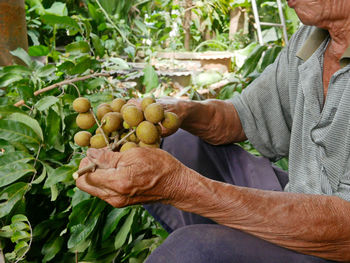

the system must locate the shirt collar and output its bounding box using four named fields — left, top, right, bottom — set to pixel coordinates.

left=296, top=27, right=350, bottom=68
